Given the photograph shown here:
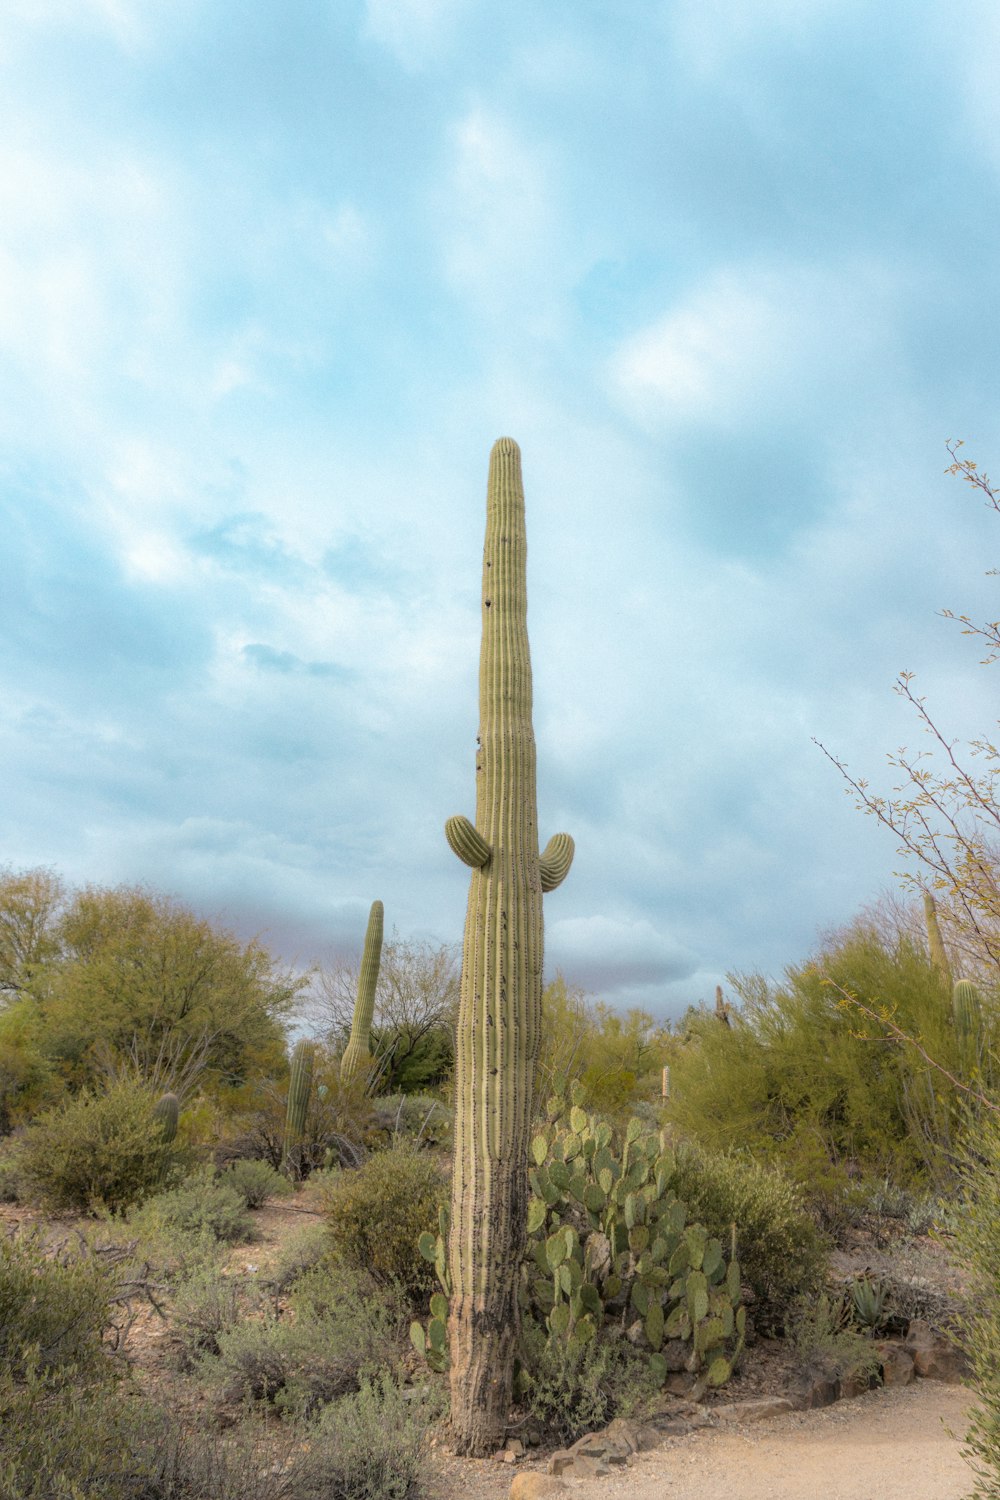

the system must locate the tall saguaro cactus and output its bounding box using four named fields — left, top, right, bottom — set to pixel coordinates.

left=445, top=437, right=574, bottom=1455
left=282, top=1038, right=315, bottom=1174
left=340, top=899, right=384, bottom=1084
